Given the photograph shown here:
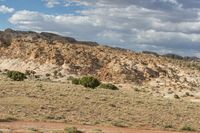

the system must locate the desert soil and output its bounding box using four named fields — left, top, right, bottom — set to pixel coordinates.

left=0, top=121, right=196, bottom=133
left=0, top=74, right=200, bottom=132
